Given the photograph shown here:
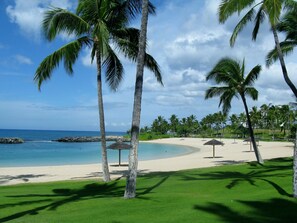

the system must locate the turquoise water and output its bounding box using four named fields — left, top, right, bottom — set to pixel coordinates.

left=0, top=129, right=193, bottom=167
